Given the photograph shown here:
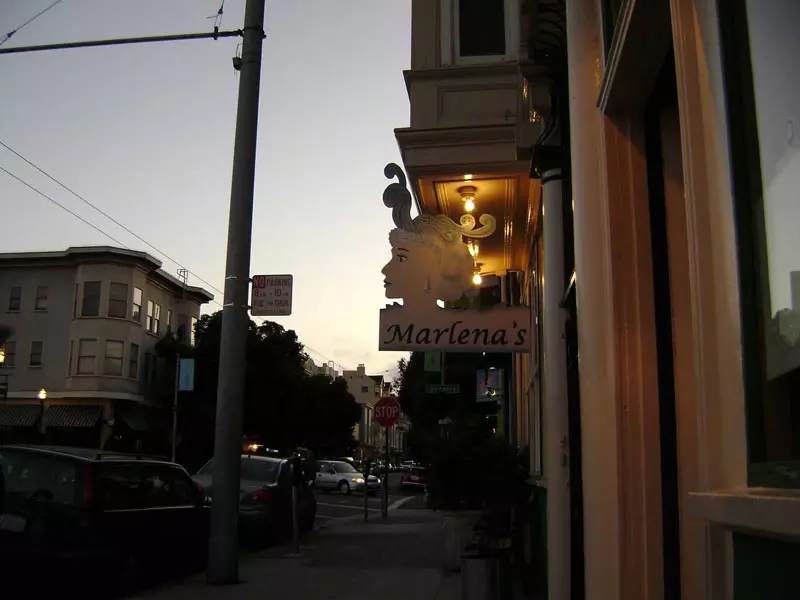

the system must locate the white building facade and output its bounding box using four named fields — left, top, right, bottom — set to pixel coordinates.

left=0, top=246, right=212, bottom=452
